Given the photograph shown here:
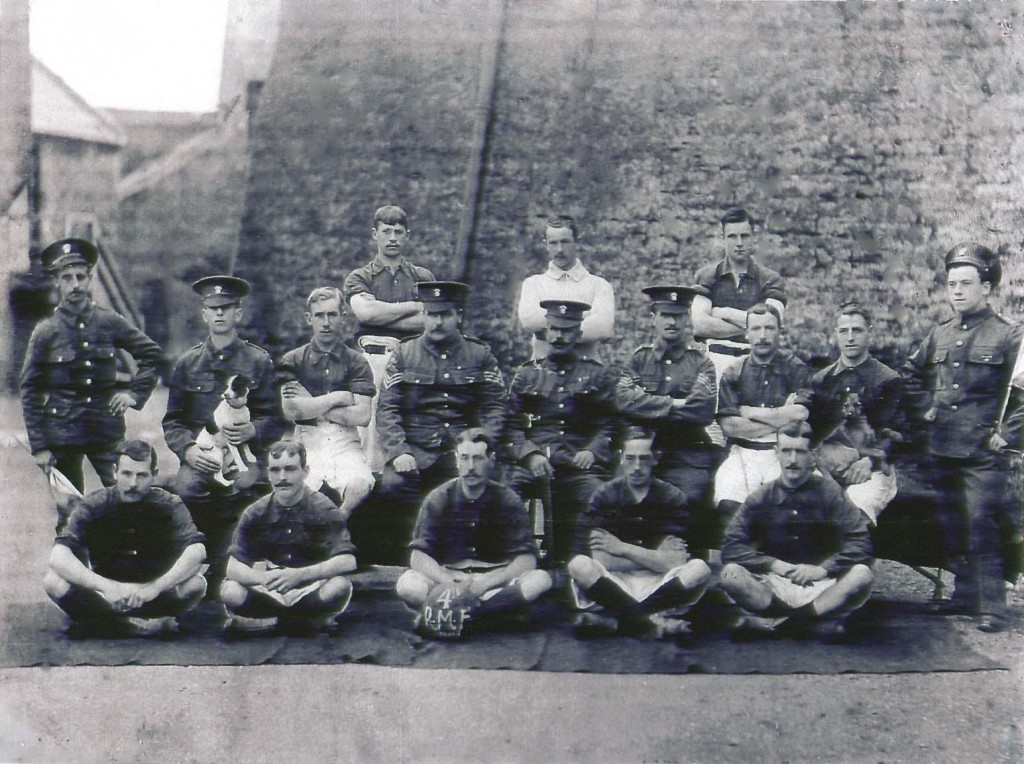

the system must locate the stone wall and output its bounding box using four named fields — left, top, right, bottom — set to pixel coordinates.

left=239, top=0, right=1023, bottom=370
